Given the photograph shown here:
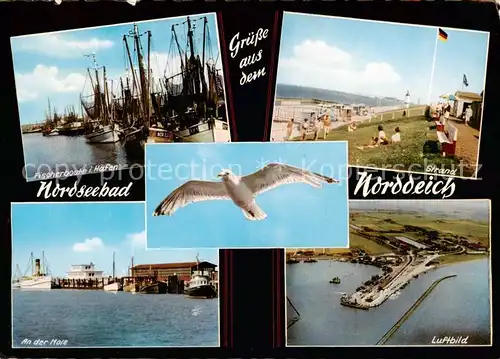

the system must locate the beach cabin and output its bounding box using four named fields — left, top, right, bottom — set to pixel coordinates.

left=453, top=91, right=483, bottom=122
